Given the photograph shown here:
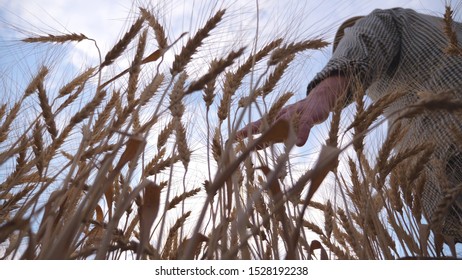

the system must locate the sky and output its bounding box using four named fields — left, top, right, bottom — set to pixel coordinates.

left=0, top=0, right=455, bottom=192
left=0, top=0, right=449, bottom=71
left=0, top=0, right=450, bottom=98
